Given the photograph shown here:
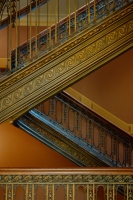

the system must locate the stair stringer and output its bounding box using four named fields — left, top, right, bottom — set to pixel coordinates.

left=0, top=3, right=133, bottom=123
left=16, top=112, right=108, bottom=167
